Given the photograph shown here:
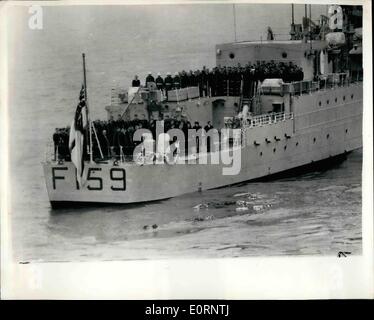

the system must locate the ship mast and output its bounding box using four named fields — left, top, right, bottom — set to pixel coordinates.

left=290, top=4, right=295, bottom=40
left=233, top=4, right=237, bottom=42
left=309, top=4, right=312, bottom=50
left=82, top=53, right=93, bottom=163
left=304, top=4, right=308, bottom=43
